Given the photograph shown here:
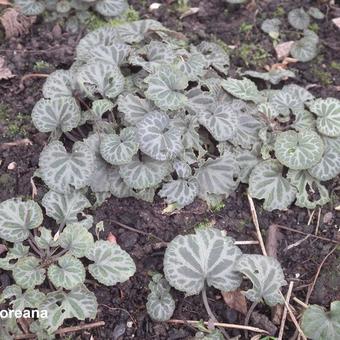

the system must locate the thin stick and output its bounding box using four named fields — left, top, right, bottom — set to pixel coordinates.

left=167, top=319, right=268, bottom=334
left=20, top=73, right=49, bottom=87
left=234, top=240, right=259, bottom=245
left=307, top=209, right=315, bottom=226
left=247, top=194, right=267, bottom=255
left=305, top=245, right=337, bottom=305
left=15, top=321, right=105, bottom=339
left=244, top=301, right=258, bottom=338
left=110, top=219, right=165, bottom=243
left=274, top=224, right=339, bottom=244
left=278, top=281, right=294, bottom=340
left=0, top=138, right=32, bottom=150
left=293, top=297, right=308, bottom=309
left=314, top=208, right=321, bottom=236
